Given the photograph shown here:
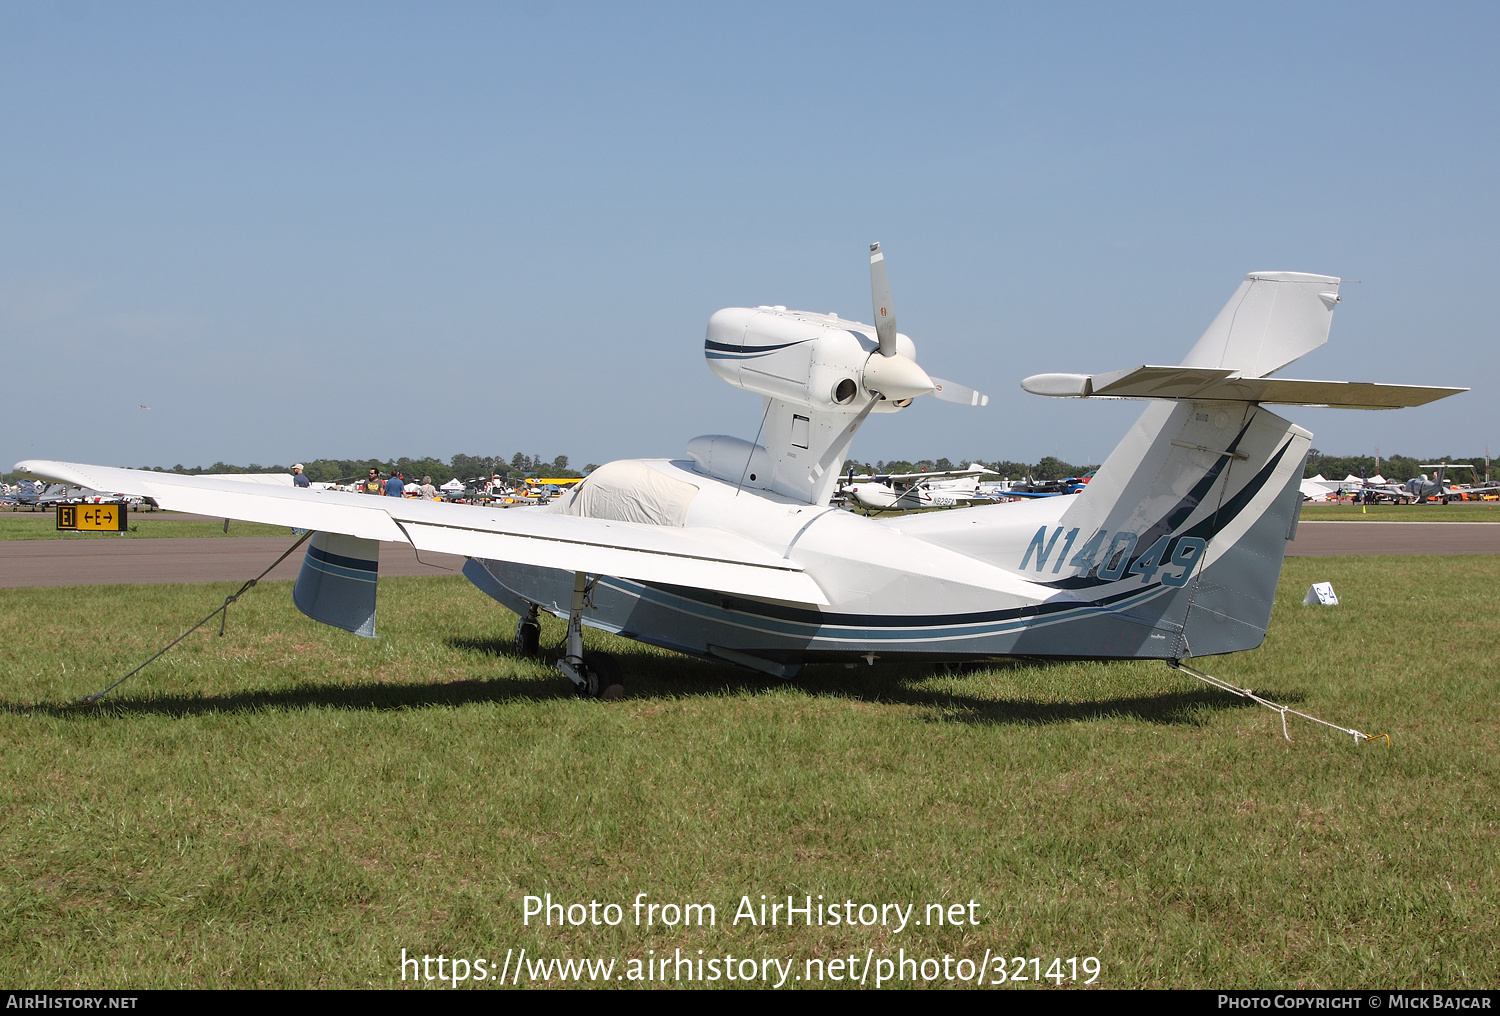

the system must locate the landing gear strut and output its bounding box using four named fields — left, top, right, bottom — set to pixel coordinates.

left=556, top=572, right=624, bottom=700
